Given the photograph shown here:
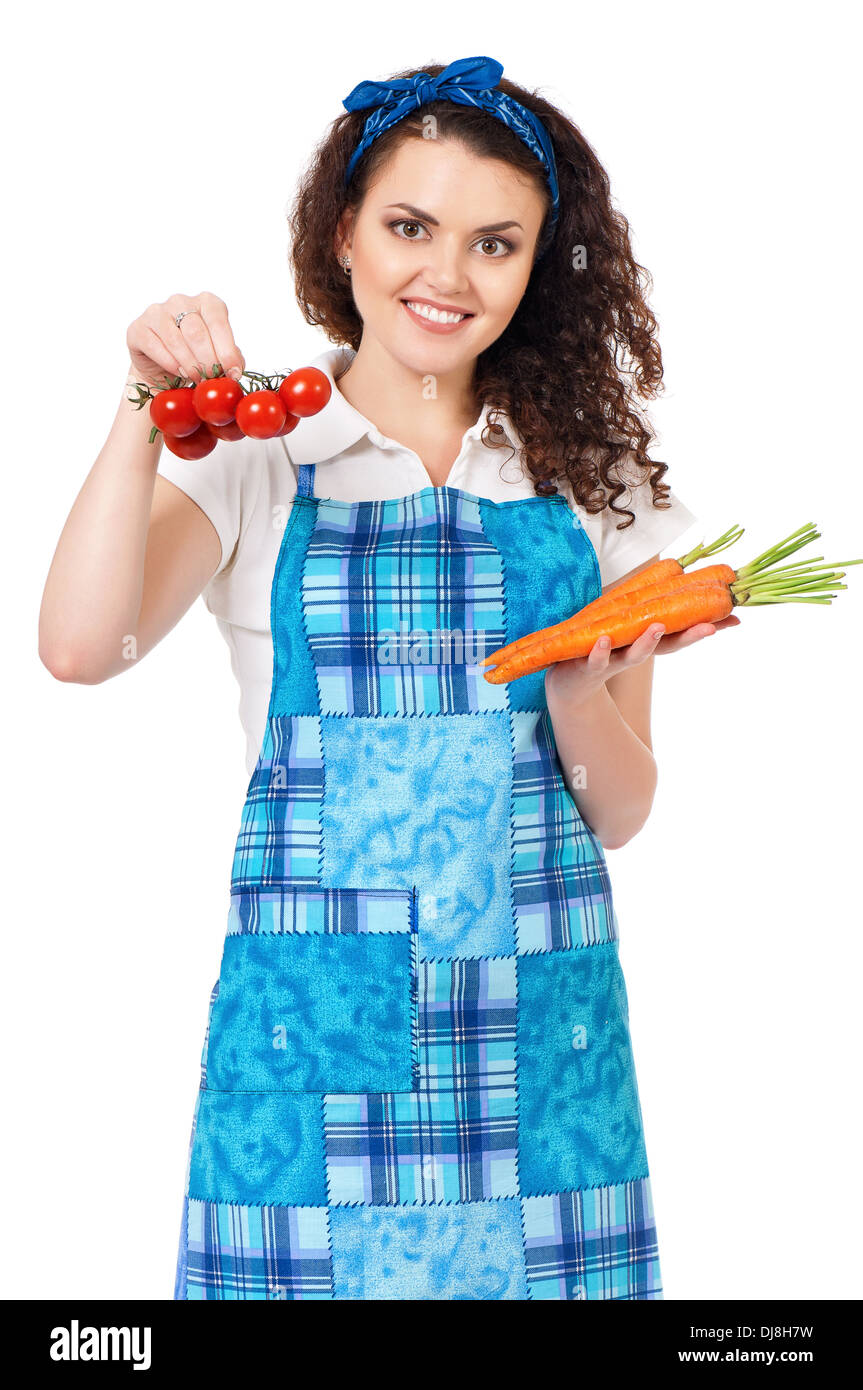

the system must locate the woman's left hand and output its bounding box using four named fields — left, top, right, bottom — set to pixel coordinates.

left=544, top=613, right=741, bottom=708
